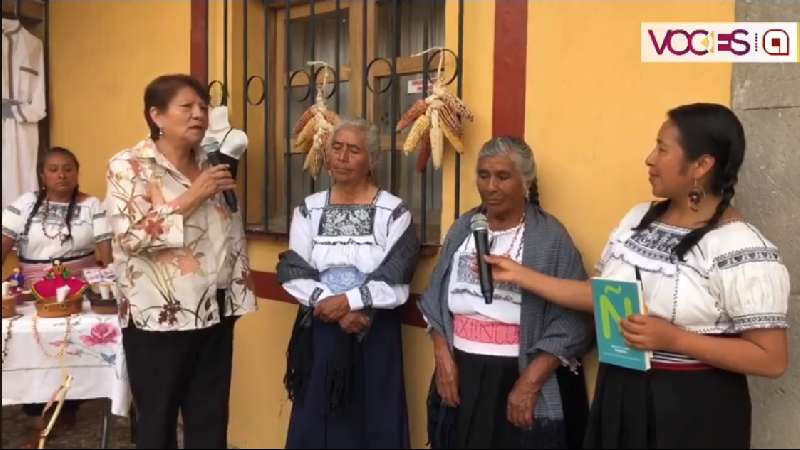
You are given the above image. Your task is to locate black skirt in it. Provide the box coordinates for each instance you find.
[584,363,751,449]
[428,349,588,449]
[286,309,409,449]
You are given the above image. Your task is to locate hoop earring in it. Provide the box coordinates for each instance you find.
[688,179,706,212]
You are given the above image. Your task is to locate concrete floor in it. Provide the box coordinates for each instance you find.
[1,401,134,449]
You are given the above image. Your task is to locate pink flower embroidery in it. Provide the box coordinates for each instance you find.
[141,216,166,238]
[155,248,203,276]
[175,253,202,276]
[128,159,144,178]
[80,323,120,347]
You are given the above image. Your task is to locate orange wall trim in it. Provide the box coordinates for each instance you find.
[492,0,528,137]
[250,270,427,328]
[191,0,208,84]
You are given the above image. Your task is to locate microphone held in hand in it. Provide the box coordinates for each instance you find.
[200,137,238,213]
[470,213,494,304]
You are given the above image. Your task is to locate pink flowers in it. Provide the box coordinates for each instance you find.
[80,323,120,347]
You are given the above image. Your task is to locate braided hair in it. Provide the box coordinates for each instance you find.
[21,147,82,243]
[633,103,745,260]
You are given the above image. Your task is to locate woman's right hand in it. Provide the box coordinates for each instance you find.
[483,254,524,285]
[339,312,370,334]
[434,336,460,407]
[189,165,236,204]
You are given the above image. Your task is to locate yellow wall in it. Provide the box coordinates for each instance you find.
[48,0,191,198]
[2,1,191,278]
[526,0,733,268]
[525,0,733,397]
[30,1,736,449]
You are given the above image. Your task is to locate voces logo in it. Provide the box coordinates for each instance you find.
[642,23,798,62]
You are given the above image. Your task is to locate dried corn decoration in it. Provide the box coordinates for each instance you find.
[396,49,473,171]
[293,63,340,178]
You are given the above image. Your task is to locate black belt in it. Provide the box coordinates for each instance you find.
[216,289,227,317]
[19,252,95,264]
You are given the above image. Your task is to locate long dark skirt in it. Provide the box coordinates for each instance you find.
[585,363,751,449]
[286,309,409,449]
[428,349,588,449]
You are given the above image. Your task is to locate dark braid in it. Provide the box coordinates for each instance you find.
[633,103,745,261]
[62,185,80,244]
[528,179,540,206]
[21,188,47,238]
[633,199,671,232]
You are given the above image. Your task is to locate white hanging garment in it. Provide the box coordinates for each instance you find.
[2,19,46,208]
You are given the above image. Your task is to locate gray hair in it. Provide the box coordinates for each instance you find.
[477,136,540,205]
[330,117,380,166]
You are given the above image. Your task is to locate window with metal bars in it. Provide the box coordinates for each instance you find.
[209,0,463,245]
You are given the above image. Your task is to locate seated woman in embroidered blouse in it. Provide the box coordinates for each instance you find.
[277,118,420,449]
[1,146,112,435]
[2,147,112,284]
[486,104,790,449]
[105,74,256,448]
[418,137,594,449]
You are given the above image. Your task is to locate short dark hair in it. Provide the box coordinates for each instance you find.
[143,74,210,140]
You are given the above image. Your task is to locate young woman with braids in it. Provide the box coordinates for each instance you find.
[485,104,790,448]
[1,146,112,436]
[2,147,112,280]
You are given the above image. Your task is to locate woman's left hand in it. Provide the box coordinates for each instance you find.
[621,314,684,352]
[314,294,351,323]
[507,378,540,430]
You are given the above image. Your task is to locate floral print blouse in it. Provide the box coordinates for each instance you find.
[105,138,256,331]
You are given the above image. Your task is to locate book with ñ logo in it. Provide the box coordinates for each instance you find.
[591,278,651,371]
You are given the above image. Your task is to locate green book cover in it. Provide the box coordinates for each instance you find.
[591,277,651,371]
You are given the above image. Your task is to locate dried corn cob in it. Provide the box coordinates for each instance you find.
[403,113,430,154]
[323,110,340,127]
[294,116,317,151]
[396,99,428,131]
[441,122,464,153]
[293,106,317,136]
[430,108,444,168]
[416,134,432,172]
[438,105,463,137]
[441,93,474,123]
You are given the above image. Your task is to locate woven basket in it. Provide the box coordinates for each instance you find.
[35,296,83,318]
[32,274,87,318]
[2,296,16,318]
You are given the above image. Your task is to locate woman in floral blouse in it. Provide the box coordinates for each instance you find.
[105,74,256,448]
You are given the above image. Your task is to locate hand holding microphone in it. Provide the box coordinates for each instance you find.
[470,214,494,304]
[201,137,243,213]
[192,164,237,201]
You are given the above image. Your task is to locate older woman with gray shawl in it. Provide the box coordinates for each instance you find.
[277,118,419,448]
[419,137,593,449]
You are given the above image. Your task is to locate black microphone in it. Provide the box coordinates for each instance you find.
[201,137,238,213]
[470,214,494,304]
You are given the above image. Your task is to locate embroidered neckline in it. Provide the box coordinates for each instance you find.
[325,188,382,207]
[653,218,747,233]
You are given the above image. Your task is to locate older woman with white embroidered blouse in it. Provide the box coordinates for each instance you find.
[419,137,593,449]
[278,118,419,449]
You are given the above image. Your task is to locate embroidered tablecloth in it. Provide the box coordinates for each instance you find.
[2,301,131,416]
